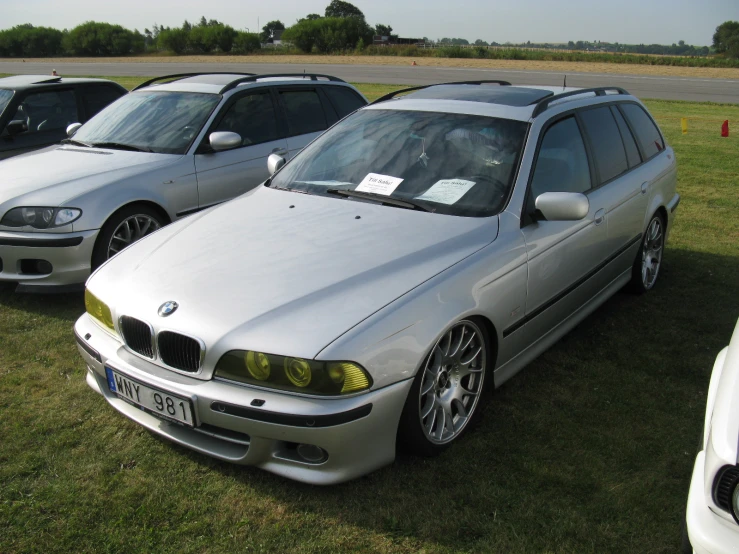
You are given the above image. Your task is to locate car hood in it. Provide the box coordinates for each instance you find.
[0,146,177,209]
[90,186,499,376]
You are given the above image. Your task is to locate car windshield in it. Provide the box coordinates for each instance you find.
[270,109,528,217]
[0,89,13,117]
[73,91,221,155]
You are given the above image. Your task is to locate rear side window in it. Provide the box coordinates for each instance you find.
[280,90,327,136]
[620,104,664,160]
[611,106,641,168]
[323,87,365,119]
[82,85,125,119]
[579,106,628,184]
[214,92,280,147]
[530,116,591,200]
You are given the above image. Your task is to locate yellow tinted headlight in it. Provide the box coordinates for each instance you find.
[245,351,271,380]
[214,351,372,396]
[84,289,114,331]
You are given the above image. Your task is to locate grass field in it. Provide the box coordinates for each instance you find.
[0,82,738,553]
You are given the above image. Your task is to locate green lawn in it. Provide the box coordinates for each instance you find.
[0,81,738,553]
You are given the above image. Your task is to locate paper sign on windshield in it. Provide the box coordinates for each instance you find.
[356,173,404,196]
[415,179,476,204]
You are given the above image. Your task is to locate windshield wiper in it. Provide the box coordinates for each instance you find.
[61,138,92,148]
[89,142,154,153]
[326,188,434,212]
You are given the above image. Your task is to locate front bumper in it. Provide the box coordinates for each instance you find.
[74,313,413,485]
[0,229,99,289]
[686,450,739,554]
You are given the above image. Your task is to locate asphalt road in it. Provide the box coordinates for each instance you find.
[2,61,738,103]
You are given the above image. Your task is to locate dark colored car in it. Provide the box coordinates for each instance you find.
[0,75,127,160]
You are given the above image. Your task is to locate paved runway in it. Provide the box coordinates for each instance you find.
[1,61,737,103]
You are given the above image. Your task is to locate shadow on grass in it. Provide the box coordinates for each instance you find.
[0,281,84,323]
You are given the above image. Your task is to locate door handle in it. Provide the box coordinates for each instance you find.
[641,181,649,194]
[594,209,605,226]
[271,148,287,155]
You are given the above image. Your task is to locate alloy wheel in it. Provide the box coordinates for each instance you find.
[418,320,486,445]
[641,216,664,290]
[107,215,160,258]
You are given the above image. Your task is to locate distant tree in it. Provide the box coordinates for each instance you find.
[232,32,261,54]
[474,39,488,46]
[63,21,144,56]
[260,20,285,42]
[158,27,189,54]
[306,14,322,20]
[713,21,739,58]
[283,16,373,53]
[324,0,365,19]
[374,24,392,37]
[0,24,64,57]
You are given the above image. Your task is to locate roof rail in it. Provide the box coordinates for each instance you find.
[371,80,512,105]
[531,86,630,117]
[219,73,346,93]
[132,72,256,91]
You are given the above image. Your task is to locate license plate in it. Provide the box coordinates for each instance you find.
[105,366,195,427]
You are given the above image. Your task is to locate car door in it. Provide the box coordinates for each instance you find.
[0,88,79,159]
[577,104,649,277]
[193,89,288,208]
[275,87,334,158]
[519,115,610,342]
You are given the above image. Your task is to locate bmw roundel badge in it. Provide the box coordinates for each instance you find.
[158,301,179,317]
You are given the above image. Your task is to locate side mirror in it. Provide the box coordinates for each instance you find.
[267,153,286,175]
[534,192,589,221]
[209,131,242,152]
[6,120,28,136]
[66,122,83,137]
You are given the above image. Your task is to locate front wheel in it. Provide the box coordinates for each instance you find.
[629,212,665,294]
[92,204,164,270]
[397,319,491,457]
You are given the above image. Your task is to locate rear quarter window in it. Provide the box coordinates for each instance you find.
[323,87,366,119]
[620,103,665,160]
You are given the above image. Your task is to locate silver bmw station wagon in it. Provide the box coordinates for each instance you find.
[75,81,679,484]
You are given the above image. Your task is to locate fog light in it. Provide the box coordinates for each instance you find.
[732,482,739,523]
[36,260,53,274]
[296,443,327,464]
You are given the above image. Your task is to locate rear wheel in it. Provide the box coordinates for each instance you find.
[397,319,492,457]
[92,204,164,270]
[629,212,665,293]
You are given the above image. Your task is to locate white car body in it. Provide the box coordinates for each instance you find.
[686,318,739,553]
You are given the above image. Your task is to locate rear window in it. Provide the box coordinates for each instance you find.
[620,104,665,160]
[579,106,628,184]
[280,90,327,137]
[323,87,366,119]
[82,85,125,119]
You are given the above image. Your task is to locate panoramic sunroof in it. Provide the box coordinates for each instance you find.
[406,85,554,106]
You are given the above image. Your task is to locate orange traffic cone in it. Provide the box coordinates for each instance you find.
[721,120,729,137]
[412,60,417,66]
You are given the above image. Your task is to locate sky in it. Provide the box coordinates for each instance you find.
[3,0,737,45]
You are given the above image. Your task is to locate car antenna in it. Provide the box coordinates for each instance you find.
[563,75,567,90]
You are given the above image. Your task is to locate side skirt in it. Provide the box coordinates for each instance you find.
[492,268,631,388]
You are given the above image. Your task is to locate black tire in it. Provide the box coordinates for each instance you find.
[628,211,666,294]
[397,318,493,457]
[92,204,164,270]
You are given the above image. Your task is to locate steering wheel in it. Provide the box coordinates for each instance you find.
[469,174,508,193]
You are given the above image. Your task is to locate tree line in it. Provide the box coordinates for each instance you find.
[0,2,736,60]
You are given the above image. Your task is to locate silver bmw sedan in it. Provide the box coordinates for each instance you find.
[75,82,679,484]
